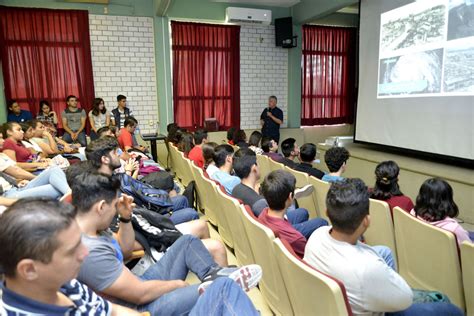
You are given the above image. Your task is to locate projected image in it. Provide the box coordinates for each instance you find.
[443,43,474,92]
[447,0,474,40]
[380,3,446,54]
[378,49,443,96]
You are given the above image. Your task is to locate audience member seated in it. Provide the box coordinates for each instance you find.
[248,131,263,155]
[202,142,219,177]
[166,124,183,145]
[1,122,49,171]
[188,129,208,168]
[257,169,327,258]
[6,99,33,123]
[304,178,464,315]
[280,137,299,168]
[0,199,261,316]
[261,137,284,162]
[0,136,69,199]
[321,146,349,182]
[97,126,115,138]
[19,122,43,157]
[295,143,325,179]
[117,117,147,154]
[370,160,414,214]
[232,129,248,149]
[28,120,59,156]
[89,97,111,141]
[0,199,140,315]
[61,95,87,147]
[226,127,236,145]
[111,94,132,128]
[36,100,58,128]
[72,171,262,315]
[86,137,199,225]
[177,132,195,158]
[412,178,472,244]
[67,161,227,266]
[209,144,240,194]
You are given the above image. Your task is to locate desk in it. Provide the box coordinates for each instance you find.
[141,134,166,162]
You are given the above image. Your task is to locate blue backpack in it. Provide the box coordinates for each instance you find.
[118,173,174,215]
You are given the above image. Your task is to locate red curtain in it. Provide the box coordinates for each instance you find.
[0,6,94,127]
[301,25,357,126]
[171,21,240,131]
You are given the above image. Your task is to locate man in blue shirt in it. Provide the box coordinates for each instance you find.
[210,144,241,194]
[6,100,33,123]
[321,146,350,183]
[260,95,283,144]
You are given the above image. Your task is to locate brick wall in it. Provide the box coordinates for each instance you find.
[240,25,288,129]
[89,15,158,133]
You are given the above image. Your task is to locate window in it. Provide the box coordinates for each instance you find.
[0,6,95,126]
[171,21,240,130]
[301,25,357,125]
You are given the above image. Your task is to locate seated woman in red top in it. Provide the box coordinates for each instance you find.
[370,160,414,215]
[1,122,49,170]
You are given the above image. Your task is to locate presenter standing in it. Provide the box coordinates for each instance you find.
[260,95,283,144]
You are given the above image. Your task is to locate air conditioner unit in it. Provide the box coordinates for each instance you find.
[226,7,272,25]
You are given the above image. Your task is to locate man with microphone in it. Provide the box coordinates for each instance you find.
[260,95,283,144]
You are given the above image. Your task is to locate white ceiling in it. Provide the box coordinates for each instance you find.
[210,0,301,8]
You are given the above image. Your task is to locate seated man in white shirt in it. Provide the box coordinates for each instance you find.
[304,178,463,316]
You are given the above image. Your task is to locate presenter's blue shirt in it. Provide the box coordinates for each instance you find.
[0,279,111,315]
[7,110,33,123]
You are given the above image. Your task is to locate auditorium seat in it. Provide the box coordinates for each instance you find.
[191,164,219,226]
[179,155,194,187]
[256,154,271,183]
[241,204,294,315]
[215,188,256,265]
[460,241,473,315]
[393,207,465,310]
[273,238,352,316]
[364,199,398,265]
[308,176,331,221]
[285,166,318,218]
[267,158,285,172]
[213,185,235,249]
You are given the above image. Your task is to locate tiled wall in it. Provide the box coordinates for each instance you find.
[89,14,158,133]
[240,25,288,129]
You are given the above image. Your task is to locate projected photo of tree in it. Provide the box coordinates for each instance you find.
[378,49,443,96]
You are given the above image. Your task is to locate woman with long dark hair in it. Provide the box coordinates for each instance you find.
[413,178,471,245]
[36,100,58,127]
[177,132,194,157]
[370,161,414,213]
[88,98,110,141]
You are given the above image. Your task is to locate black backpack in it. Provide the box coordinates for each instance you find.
[131,206,182,252]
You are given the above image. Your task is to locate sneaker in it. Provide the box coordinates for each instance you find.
[198,264,262,294]
[294,184,314,200]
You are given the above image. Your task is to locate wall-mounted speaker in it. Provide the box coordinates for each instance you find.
[275,17,296,48]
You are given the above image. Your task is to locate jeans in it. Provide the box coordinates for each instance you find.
[387,302,464,316]
[190,278,259,316]
[170,195,199,225]
[372,245,397,271]
[89,130,99,141]
[129,235,219,315]
[4,166,69,199]
[62,131,87,147]
[286,207,328,239]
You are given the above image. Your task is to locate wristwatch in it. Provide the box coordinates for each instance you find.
[118,215,132,223]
